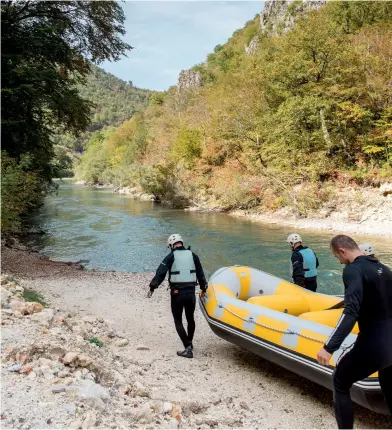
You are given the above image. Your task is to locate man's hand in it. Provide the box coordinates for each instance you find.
[200,291,206,300]
[147,290,154,298]
[317,347,332,365]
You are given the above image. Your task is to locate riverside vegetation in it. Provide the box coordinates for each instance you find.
[0,1,148,234]
[2,1,392,235]
[76,1,392,217]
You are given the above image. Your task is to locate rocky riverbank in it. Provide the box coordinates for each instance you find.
[1,248,391,429]
[75,180,392,238]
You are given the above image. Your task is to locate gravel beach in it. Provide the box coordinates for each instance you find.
[1,248,391,429]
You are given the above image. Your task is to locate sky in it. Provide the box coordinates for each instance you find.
[101,1,264,91]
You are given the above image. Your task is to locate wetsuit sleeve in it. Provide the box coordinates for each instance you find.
[324,265,363,354]
[149,253,174,291]
[193,253,208,292]
[291,252,305,286]
[316,254,319,269]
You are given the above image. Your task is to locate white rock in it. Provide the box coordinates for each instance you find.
[73,370,83,380]
[62,351,79,366]
[151,400,164,414]
[39,357,55,366]
[85,372,96,381]
[114,338,129,347]
[163,402,173,414]
[112,370,126,386]
[162,418,180,429]
[58,369,70,378]
[77,354,93,367]
[134,381,150,397]
[69,418,83,429]
[27,371,37,379]
[63,403,77,416]
[82,410,96,429]
[7,363,22,372]
[138,402,153,423]
[75,379,109,411]
[1,287,12,308]
[31,308,54,327]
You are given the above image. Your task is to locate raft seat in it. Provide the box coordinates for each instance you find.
[247,295,310,316]
[299,309,359,334]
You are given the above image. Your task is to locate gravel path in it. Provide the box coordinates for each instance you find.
[2,248,392,429]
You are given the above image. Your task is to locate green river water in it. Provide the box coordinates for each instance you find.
[28,180,392,296]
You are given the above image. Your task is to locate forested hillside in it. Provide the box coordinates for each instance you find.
[78,1,392,215]
[53,67,151,175]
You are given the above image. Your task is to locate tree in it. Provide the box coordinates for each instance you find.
[1,0,132,181]
[1,0,132,231]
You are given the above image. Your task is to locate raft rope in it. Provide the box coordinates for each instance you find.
[210,285,340,345]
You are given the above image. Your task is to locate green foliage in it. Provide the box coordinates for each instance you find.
[171,128,203,166]
[89,337,104,348]
[327,1,392,34]
[23,289,47,307]
[1,0,131,231]
[149,92,165,106]
[1,152,44,233]
[139,164,173,198]
[79,1,392,213]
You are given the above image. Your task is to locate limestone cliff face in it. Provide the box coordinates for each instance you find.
[245,36,260,56]
[177,69,203,93]
[260,0,326,35]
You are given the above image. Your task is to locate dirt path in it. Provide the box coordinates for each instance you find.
[2,248,391,429]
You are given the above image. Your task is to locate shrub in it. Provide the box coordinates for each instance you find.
[1,152,44,233]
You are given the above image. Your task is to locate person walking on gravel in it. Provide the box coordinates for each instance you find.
[147,234,208,359]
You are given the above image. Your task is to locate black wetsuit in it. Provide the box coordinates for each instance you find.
[323,256,392,428]
[149,246,207,348]
[291,245,319,292]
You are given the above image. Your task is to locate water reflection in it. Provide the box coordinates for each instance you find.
[28,180,392,296]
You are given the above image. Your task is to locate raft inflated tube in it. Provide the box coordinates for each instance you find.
[200,266,389,415]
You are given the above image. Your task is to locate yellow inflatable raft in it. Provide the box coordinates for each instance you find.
[200,266,389,415]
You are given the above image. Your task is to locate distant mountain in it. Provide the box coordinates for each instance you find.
[55,66,151,154]
[80,66,151,134]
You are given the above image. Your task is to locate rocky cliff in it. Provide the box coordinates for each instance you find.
[260,0,326,35]
[177,69,203,93]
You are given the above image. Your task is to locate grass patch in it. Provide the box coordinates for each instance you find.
[88,337,104,348]
[22,289,47,307]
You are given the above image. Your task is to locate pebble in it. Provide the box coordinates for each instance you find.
[73,370,83,380]
[137,402,153,423]
[163,402,173,414]
[136,345,150,351]
[58,369,70,378]
[82,410,96,429]
[114,338,129,347]
[27,371,37,379]
[62,351,79,366]
[7,363,22,372]
[77,354,93,367]
[20,365,33,375]
[69,418,83,429]
[52,385,68,393]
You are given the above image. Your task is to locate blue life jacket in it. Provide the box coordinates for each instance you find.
[298,248,317,278]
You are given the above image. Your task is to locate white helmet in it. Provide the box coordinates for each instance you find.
[359,243,375,256]
[167,233,183,248]
[287,233,302,246]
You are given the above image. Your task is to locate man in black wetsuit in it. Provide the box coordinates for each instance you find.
[317,234,392,428]
[147,233,208,359]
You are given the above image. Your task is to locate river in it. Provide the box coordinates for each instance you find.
[28,180,392,296]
